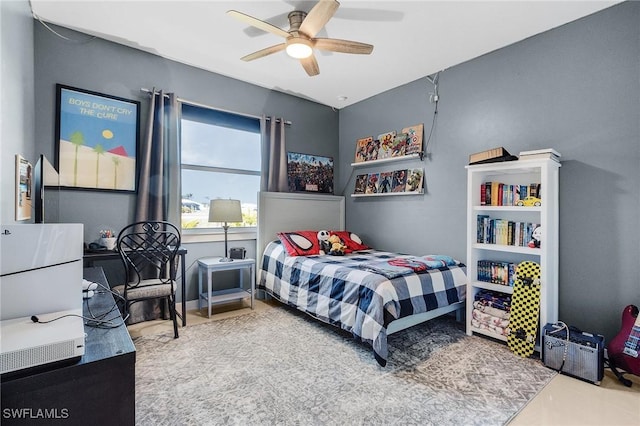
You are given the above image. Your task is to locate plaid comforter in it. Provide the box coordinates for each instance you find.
[258,241,467,366]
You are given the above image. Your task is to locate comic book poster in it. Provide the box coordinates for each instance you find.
[402,124,424,155]
[376,131,396,160]
[354,174,368,194]
[390,133,407,157]
[365,139,380,161]
[378,171,393,193]
[391,169,407,192]
[405,168,424,192]
[287,152,334,193]
[365,173,380,194]
[354,136,372,163]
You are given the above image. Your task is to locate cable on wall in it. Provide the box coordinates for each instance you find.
[424,72,441,156]
[32,8,97,44]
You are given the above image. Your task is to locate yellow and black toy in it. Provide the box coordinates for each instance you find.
[507,261,541,357]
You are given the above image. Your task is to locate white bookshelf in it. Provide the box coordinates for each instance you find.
[465,159,560,344]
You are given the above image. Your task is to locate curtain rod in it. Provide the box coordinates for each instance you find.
[140,87,292,125]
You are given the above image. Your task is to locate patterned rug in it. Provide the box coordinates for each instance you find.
[134,306,556,425]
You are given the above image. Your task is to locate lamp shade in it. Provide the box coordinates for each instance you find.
[208,199,242,223]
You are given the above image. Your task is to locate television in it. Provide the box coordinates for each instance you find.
[33,154,60,223]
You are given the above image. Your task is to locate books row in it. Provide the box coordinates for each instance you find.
[354,124,423,163]
[481,182,541,206]
[354,168,424,194]
[477,260,517,287]
[477,215,539,247]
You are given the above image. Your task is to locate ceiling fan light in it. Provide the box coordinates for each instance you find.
[286,42,313,59]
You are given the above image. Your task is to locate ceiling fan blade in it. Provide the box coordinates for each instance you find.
[227,10,290,39]
[299,0,339,38]
[313,38,374,55]
[241,44,286,62]
[241,12,290,37]
[300,54,320,76]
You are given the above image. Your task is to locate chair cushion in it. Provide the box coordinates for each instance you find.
[113,279,176,300]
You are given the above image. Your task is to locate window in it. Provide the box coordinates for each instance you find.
[180,104,261,231]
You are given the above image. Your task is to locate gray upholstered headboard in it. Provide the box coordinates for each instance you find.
[256,191,345,263]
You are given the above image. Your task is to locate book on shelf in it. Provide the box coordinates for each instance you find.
[470,154,519,165]
[402,124,424,155]
[378,172,393,193]
[390,133,407,157]
[529,183,540,199]
[490,182,500,206]
[391,169,407,192]
[469,147,517,165]
[477,260,517,286]
[365,173,380,194]
[481,181,541,206]
[518,148,561,162]
[354,136,372,163]
[476,214,539,247]
[476,215,489,243]
[405,168,424,192]
[377,131,395,160]
[354,174,368,194]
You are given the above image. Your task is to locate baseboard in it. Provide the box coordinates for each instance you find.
[183,300,200,312]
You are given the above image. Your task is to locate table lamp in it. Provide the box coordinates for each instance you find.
[209,199,243,262]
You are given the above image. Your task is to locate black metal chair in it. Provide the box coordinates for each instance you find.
[113,221,181,338]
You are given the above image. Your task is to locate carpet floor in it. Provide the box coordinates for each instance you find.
[134,306,556,425]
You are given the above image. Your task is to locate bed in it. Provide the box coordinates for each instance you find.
[257,191,467,366]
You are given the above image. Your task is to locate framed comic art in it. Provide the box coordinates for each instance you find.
[287,152,334,194]
[55,84,140,192]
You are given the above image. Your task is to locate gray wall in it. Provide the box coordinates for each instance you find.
[1,1,35,224]
[6,1,639,343]
[338,2,640,342]
[33,23,338,300]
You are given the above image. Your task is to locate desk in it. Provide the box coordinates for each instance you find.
[1,267,135,425]
[83,247,188,326]
[198,257,255,318]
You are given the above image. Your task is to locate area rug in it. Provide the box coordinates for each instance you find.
[134,306,556,426]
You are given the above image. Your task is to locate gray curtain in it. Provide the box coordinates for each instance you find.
[126,89,178,324]
[135,89,178,222]
[261,115,288,192]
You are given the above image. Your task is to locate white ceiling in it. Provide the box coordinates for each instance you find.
[30,0,618,109]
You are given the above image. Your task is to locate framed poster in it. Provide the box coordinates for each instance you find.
[287,152,334,194]
[55,84,140,192]
[15,155,32,221]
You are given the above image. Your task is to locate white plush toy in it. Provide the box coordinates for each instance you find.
[528,225,542,248]
[317,230,331,255]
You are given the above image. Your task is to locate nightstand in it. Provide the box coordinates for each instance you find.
[197,257,255,318]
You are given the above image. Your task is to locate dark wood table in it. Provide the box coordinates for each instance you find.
[83,247,188,326]
[1,267,136,425]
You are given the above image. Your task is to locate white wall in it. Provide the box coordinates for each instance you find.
[1,0,35,224]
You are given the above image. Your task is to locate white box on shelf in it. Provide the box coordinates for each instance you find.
[0,223,85,374]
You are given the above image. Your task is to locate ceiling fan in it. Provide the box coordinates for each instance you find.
[227,0,374,77]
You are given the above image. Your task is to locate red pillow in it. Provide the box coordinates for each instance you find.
[330,231,369,252]
[277,231,320,256]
